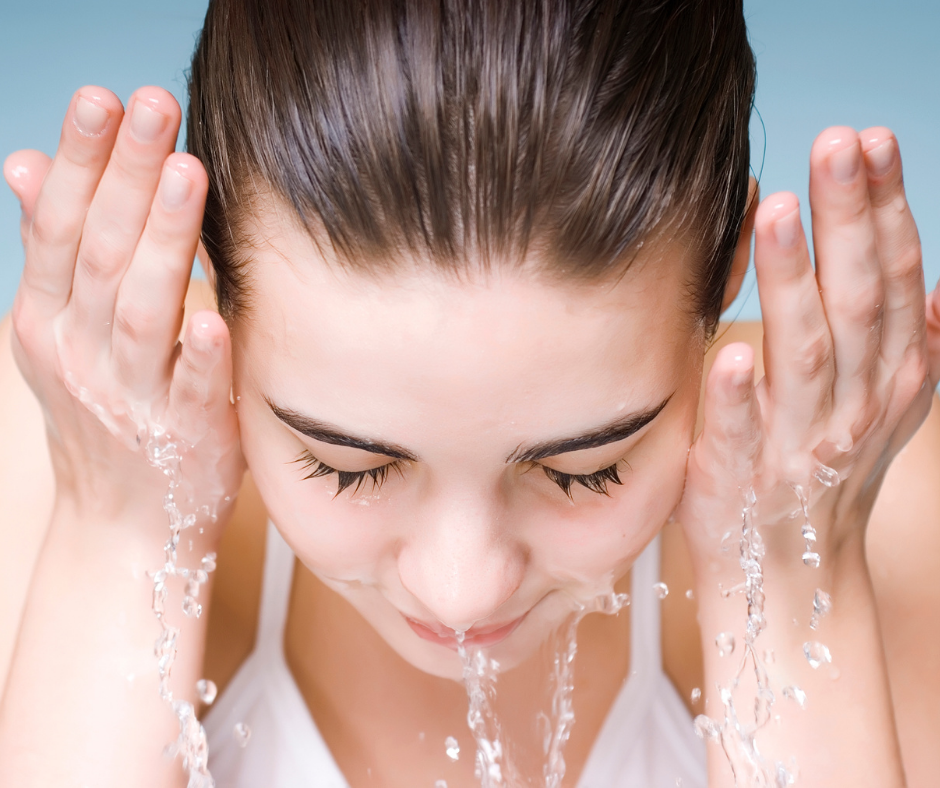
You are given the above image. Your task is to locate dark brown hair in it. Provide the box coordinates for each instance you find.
[187,0,755,331]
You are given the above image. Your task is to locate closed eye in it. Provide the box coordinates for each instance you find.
[293,450,401,497]
[541,462,625,498]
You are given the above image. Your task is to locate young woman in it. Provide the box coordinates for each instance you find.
[1,1,938,786]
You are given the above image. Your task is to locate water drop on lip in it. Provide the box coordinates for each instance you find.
[233,722,251,748]
[444,735,460,761]
[690,687,702,703]
[782,685,807,709]
[653,582,669,600]
[196,679,217,705]
[715,632,735,657]
[803,641,832,669]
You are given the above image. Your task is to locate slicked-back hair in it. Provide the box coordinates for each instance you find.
[187,0,756,331]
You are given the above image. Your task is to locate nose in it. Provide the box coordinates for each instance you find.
[397,494,525,632]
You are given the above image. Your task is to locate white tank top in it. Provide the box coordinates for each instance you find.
[203,522,706,787]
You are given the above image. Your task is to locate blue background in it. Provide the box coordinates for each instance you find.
[1,1,937,320]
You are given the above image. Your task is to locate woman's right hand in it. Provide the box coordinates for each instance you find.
[3,85,243,537]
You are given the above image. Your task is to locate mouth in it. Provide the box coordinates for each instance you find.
[404,612,528,651]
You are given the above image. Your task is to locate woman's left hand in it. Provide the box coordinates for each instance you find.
[674,126,940,788]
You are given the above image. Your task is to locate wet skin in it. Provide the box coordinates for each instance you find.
[1,85,939,788]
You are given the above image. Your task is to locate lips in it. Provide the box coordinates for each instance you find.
[404,612,527,651]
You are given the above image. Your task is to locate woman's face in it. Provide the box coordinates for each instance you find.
[228,205,706,680]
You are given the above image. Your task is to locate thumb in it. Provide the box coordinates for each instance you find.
[3,149,53,247]
[695,341,762,485]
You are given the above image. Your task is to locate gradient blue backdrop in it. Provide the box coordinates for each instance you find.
[1,1,937,319]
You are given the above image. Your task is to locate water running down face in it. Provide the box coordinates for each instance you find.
[225,198,718,681]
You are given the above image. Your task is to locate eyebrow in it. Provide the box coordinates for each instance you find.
[505,395,673,463]
[268,401,419,461]
[268,393,672,466]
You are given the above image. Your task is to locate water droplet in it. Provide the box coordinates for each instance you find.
[802,551,821,568]
[693,714,721,742]
[444,735,460,761]
[182,595,202,618]
[803,641,832,669]
[801,523,817,544]
[813,463,840,487]
[715,632,735,657]
[196,679,217,705]
[201,553,217,573]
[435,781,448,788]
[813,588,832,617]
[233,722,251,748]
[653,582,669,599]
[719,530,735,553]
[782,685,807,709]
[685,589,694,600]
[418,731,425,741]
[676,779,684,787]
[690,687,702,704]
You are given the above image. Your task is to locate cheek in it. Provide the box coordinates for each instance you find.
[530,409,693,584]
[238,408,398,580]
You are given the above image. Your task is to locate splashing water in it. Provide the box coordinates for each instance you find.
[809,589,832,631]
[690,688,702,704]
[652,582,669,599]
[781,686,807,710]
[196,679,218,706]
[143,428,220,787]
[445,736,461,761]
[715,632,736,657]
[693,488,796,786]
[456,590,630,788]
[802,642,832,670]
[233,722,251,748]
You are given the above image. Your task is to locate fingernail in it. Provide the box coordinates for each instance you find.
[74,97,109,136]
[829,143,859,185]
[865,139,895,177]
[160,167,193,211]
[773,207,801,248]
[130,100,168,143]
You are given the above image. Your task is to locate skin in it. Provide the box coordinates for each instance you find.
[0,85,938,788]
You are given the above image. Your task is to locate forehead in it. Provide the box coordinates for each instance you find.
[232,208,701,445]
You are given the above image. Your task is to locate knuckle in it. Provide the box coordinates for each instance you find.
[77,230,127,281]
[884,247,924,291]
[793,331,833,380]
[112,296,157,346]
[30,206,81,249]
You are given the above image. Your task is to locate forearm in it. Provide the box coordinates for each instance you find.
[693,528,905,788]
[0,501,217,787]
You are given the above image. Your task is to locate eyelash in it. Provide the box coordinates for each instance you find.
[294,451,625,499]
[540,463,625,498]
[293,451,403,496]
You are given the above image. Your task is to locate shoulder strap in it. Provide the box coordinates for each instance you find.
[629,533,662,677]
[254,520,297,657]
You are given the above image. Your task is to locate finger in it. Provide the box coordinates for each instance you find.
[754,192,834,447]
[168,311,235,444]
[859,128,926,367]
[18,87,123,315]
[111,154,208,395]
[698,342,761,484]
[809,128,884,445]
[67,86,181,344]
[4,149,52,246]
